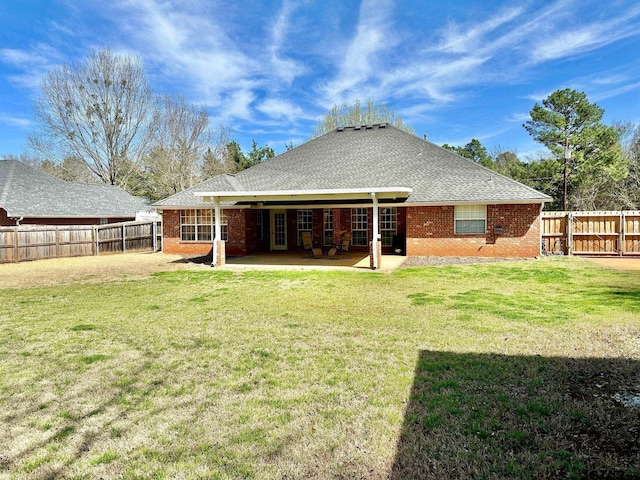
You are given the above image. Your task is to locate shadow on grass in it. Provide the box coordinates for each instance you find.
[391,351,640,480]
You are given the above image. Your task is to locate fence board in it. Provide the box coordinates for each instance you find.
[541,211,640,256]
[0,221,160,264]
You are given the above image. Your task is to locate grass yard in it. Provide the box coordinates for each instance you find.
[0,257,639,479]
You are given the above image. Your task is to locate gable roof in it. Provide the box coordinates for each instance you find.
[0,160,148,219]
[153,124,551,208]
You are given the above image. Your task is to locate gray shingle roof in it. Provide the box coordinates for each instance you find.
[0,160,148,218]
[153,124,551,208]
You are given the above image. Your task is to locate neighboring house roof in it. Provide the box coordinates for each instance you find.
[0,160,148,218]
[153,124,551,208]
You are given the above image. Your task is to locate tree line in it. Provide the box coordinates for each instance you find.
[5,47,638,210]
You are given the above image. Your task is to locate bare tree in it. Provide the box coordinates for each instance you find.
[40,156,97,183]
[201,125,232,179]
[311,99,414,138]
[29,49,154,188]
[143,94,212,199]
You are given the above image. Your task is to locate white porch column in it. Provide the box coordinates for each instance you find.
[371,192,379,270]
[212,197,222,267]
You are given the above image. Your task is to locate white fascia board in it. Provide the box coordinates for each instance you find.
[194,187,412,203]
[404,198,548,206]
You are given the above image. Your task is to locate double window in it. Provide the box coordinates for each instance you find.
[180,209,228,241]
[454,205,486,234]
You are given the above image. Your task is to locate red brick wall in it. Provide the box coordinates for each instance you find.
[161,209,256,257]
[405,204,541,258]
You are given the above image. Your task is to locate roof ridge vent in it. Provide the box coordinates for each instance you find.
[378,123,387,128]
[354,125,361,130]
[365,124,373,129]
[337,127,344,132]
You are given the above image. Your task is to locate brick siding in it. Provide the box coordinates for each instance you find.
[161,204,542,259]
[161,208,258,257]
[405,204,541,258]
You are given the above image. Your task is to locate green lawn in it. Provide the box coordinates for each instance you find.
[1,258,639,479]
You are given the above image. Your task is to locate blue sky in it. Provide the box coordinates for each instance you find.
[1,0,640,160]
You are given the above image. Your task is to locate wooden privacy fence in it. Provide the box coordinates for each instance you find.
[0,220,160,264]
[541,211,640,256]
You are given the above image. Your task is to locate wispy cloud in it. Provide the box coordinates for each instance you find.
[0,44,63,90]
[0,114,31,128]
[318,0,398,104]
[256,98,304,121]
[268,0,307,86]
[529,3,640,62]
[435,6,524,54]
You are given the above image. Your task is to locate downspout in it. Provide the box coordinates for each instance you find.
[13,216,23,226]
[371,192,379,270]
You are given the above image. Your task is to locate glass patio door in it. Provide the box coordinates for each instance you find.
[270,210,287,250]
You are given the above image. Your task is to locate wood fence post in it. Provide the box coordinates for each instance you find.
[620,212,624,256]
[55,226,60,259]
[14,226,19,264]
[566,212,573,256]
[122,224,126,253]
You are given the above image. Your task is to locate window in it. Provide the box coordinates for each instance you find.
[297,209,313,244]
[323,209,333,246]
[257,210,264,240]
[180,209,228,241]
[454,205,486,234]
[379,207,397,246]
[351,208,368,246]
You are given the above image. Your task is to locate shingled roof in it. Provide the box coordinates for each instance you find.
[0,160,148,219]
[153,124,551,208]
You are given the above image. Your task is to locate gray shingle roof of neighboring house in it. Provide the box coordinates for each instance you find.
[0,160,148,219]
[153,124,551,208]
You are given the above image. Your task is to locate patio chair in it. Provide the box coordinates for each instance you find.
[301,232,324,258]
[300,232,313,257]
[334,232,352,259]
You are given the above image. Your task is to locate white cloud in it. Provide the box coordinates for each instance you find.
[529,3,640,63]
[256,98,303,121]
[435,6,524,54]
[0,114,31,128]
[268,0,307,86]
[318,0,398,104]
[0,44,63,90]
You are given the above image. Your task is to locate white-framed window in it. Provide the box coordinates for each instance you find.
[180,209,228,241]
[323,209,333,246]
[351,208,368,246]
[257,210,264,241]
[379,207,397,246]
[454,205,486,234]
[297,209,313,244]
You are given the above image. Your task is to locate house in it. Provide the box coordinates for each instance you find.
[153,124,551,268]
[0,159,148,226]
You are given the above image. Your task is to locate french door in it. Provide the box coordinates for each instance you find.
[270,210,287,250]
